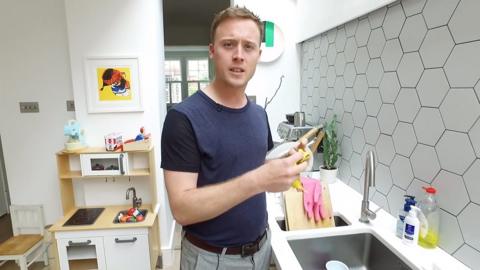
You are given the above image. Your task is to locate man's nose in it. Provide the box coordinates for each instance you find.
[232,45,245,61]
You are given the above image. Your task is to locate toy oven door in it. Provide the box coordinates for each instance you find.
[80,153,128,176]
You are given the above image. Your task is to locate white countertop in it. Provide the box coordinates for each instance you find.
[267,174,470,270]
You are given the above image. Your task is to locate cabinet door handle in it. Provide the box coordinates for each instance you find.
[119,153,125,175]
[115,237,137,243]
[68,240,92,246]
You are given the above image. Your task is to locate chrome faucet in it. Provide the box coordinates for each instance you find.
[359,150,376,223]
[126,187,142,209]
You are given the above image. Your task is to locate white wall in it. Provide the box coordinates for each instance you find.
[63,0,173,251]
[0,0,75,224]
[234,0,302,142]
[296,0,396,42]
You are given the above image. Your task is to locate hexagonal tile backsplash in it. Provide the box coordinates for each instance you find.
[300,0,480,267]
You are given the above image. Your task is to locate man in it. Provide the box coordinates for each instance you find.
[161,6,307,269]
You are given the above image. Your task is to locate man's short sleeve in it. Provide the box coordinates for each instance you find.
[161,109,201,172]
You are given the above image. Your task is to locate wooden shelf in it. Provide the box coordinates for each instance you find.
[57,146,152,155]
[59,169,150,179]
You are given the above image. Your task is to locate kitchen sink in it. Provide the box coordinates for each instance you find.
[276,215,350,231]
[113,209,148,223]
[288,232,412,270]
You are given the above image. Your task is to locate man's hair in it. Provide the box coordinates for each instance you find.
[210,6,263,44]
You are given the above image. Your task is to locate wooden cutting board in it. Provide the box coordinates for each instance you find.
[283,182,335,230]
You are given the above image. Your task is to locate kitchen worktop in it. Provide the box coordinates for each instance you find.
[267,174,470,270]
[49,204,157,232]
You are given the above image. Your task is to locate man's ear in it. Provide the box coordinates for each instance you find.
[208,43,214,58]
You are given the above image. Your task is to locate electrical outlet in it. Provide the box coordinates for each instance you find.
[66,100,75,111]
[19,102,39,113]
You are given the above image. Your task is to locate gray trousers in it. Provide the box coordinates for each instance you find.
[180,230,272,270]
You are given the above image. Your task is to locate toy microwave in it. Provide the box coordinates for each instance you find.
[80,153,129,176]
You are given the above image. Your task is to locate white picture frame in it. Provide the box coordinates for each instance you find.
[84,56,143,113]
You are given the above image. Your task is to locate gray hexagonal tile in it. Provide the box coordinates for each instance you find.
[361,144,378,166]
[369,6,387,29]
[319,35,329,56]
[306,77,314,97]
[397,52,424,88]
[313,48,321,67]
[367,28,386,58]
[314,36,321,49]
[372,192,390,212]
[469,119,480,157]
[423,0,459,29]
[378,104,399,135]
[454,244,480,270]
[379,72,401,103]
[366,58,384,87]
[365,88,382,116]
[345,19,358,38]
[407,178,431,199]
[336,122,344,141]
[319,57,328,77]
[436,131,476,175]
[311,107,321,124]
[344,63,357,87]
[344,37,357,63]
[352,102,367,127]
[383,4,406,40]
[376,134,396,165]
[335,52,346,76]
[343,88,355,112]
[327,28,337,44]
[327,66,336,87]
[352,127,366,154]
[449,0,480,44]
[476,81,480,103]
[326,87,335,109]
[356,18,371,47]
[444,41,480,88]
[355,47,370,74]
[402,0,426,16]
[399,14,427,53]
[417,68,450,107]
[458,203,480,250]
[390,155,414,189]
[464,159,480,205]
[318,98,328,118]
[438,209,464,254]
[339,159,352,182]
[349,178,361,193]
[376,163,393,194]
[327,43,337,65]
[432,170,469,215]
[333,99,345,121]
[342,112,355,137]
[440,88,480,132]
[335,27,347,52]
[387,186,407,216]
[334,77,345,99]
[305,40,315,60]
[353,74,368,101]
[419,26,454,68]
[392,122,417,157]
[381,39,403,72]
[319,77,328,97]
[364,117,380,144]
[413,108,445,146]
[341,136,354,161]
[350,152,363,178]
[395,88,421,123]
[411,144,441,183]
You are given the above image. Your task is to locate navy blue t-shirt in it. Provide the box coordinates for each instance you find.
[161,90,273,247]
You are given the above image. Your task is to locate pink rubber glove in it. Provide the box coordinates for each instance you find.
[301,177,317,219]
[314,181,330,222]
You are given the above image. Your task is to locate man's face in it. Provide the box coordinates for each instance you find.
[209,18,262,90]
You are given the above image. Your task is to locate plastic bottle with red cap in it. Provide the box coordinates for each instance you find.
[418,186,440,248]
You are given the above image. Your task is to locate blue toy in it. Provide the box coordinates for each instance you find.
[64,120,86,151]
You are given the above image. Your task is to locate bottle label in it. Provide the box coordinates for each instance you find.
[405,223,415,235]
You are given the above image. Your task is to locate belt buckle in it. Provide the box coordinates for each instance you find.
[241,242,258,257]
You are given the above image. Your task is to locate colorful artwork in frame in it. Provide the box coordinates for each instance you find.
[84,56,142,113]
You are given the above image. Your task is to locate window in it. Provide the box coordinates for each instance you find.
[164,49,212,109]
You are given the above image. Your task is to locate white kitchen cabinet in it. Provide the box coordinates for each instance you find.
[57,236,106,270]
[103,234,150,269]
[55,228,151,270]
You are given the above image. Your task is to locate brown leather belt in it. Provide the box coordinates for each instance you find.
[185,229,268,257]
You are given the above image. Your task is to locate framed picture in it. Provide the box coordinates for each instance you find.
[84,56,142,113]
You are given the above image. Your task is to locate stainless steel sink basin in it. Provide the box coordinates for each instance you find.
[113,209,148,223]
[288,232,413,270]
[276,215,350,231]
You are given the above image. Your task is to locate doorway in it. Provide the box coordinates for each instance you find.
[0,135,12,243]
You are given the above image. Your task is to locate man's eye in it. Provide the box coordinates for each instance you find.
[223,42,233,48]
